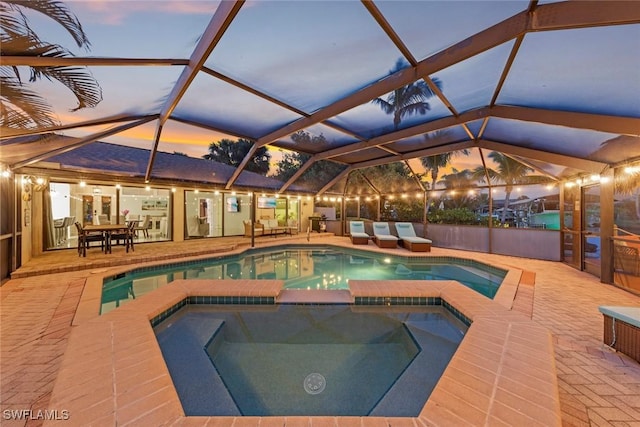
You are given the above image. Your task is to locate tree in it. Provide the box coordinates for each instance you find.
[273,131,344,190]
[203,138,270,175]
[1,0,102,130]
[474,152,549,224]
[371,58,442,129]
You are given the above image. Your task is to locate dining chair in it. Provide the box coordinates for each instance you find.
[74,222,104,257]
[135,215,152,238]
[110,221,136,252]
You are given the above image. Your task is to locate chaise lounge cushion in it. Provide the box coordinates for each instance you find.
[395,222,432,252]
[372,222,399,248]
[349,221,370,245]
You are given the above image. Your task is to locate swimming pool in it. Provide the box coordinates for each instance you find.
[101,245,506,314]
[154,304,467,416]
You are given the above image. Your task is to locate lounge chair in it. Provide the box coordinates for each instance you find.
[372,222,399,248]
[349,221,370,245]
[395,222,432,252]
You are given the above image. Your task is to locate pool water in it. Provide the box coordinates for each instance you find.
[101,245,506,314]
[154,304,467,416]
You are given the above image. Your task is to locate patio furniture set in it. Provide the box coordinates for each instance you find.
[75,221,136,257]
[243,219,298,237]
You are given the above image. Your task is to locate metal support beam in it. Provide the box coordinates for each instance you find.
[0,114,158,140]
[11,116,157,169]
[316,167,353,196]
[490,105,640,137]
[145,0,244,182]
[277,157,317,193]
[0,57,189,67]
[477,139,607,174]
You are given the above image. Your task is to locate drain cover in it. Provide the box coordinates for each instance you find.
[303,373,326,395]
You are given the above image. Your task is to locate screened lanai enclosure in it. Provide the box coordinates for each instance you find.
[1,1,639,291]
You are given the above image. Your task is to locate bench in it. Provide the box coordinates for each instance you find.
[599,305,640,362]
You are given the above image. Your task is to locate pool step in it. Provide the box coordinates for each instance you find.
[278,289,352,304]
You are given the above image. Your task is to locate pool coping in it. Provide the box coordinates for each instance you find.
[72,241,522,326]
[45,279,561,426]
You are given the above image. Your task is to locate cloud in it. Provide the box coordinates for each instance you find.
[72,1,220,26]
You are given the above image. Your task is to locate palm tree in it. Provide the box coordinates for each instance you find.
[372,58,442,129]
[598,138,640,225]
[420,147,469,213]
[615,165,640,225]
[438,168,476,209]
[1,0,102,130]
[474,152,549,224]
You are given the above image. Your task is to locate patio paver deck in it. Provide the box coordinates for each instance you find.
[1,234,639,426]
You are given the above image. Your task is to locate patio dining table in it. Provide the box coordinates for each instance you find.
[82,224,130,256]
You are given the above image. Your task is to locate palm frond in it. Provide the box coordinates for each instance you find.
[36,65,102,110]
[371,97,394,114]
[3,0,90,49]
[0,75,58,129]
[1,35,102,110]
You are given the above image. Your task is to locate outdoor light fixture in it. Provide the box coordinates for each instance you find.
[79,181,86,187]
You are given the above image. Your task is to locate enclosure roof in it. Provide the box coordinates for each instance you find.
[1,0,639,194]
